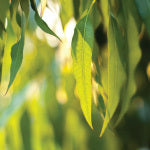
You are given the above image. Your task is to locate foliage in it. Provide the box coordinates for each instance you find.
[0,0,150,149]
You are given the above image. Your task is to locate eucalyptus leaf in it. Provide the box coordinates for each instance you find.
[71,0,95,129]
[20,0,30,19]
[100,14,126,137]
[30,0,61,41]
[115,0,141,124]
[6,14,26,93]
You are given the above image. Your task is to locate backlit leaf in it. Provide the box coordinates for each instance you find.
[60,0,73,28]
[71,0,95,129]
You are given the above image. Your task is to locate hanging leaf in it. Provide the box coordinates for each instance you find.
[60,0,74,28]
[135,0,150,35]
[100,14,126,137]
[6,14,26,93]
[115,0,142,124]
[20,0,30,19]
[40,0,47,16]
[0,0,9,24]
[71,0,95,129]
[30,0,61,41]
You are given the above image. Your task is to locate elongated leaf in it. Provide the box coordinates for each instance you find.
[71,0,95,129]
[116,0,141,124]
[20,0,30,19]
[60,0,74,28]
[100,15,126,137]
[6,14,26,93]
[135,0,150,35]
[0,0,9,24]
[30,0,61,41]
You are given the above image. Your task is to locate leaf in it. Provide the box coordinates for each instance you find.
[60,0,74,28]
[6,14,26,93]
[100,14,126,137]
[135,0,150,35]
[115,0,141,124]
[71,0,95,129]
[40,0,47,16]
[20,0,30,19]
[30,0,61,41]
[0,0,9,24]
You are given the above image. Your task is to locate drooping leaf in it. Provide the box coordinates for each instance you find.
[30,0,61,41]
[135,0,150,35]
[60,0,74,28]
[0,41,4,85]
[20,0,30,19]
[9,0,21,37]
[71,0,95,129]
[100,14,126,137]
[6,14,26,93]
[40,0,47,16]
[73,0,80,20]
[0,0,9,24]
[116,0,142,124]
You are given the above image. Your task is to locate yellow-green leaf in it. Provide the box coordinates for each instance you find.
[0,0,9,24]
[71,0,95,129]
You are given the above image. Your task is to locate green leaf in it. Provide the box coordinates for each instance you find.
[71,0,95,129]
[60,0,74,28]
[30,0,61,41]
[6,14,26,93]
[20,0,30,19]
[116,0,141,124]
[135,0,150,35]
[0,0,9,24]
[100,14,126,137]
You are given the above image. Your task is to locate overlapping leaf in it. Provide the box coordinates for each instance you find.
[116,0,141,124]
[71,0,95,128]
[100,14,126,137]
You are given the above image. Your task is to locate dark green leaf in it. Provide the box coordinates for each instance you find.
[20,0,30,19]
[6,14,26,93]
[135,0,150,35]
[115,0,142,124]
[30,0,61,41]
